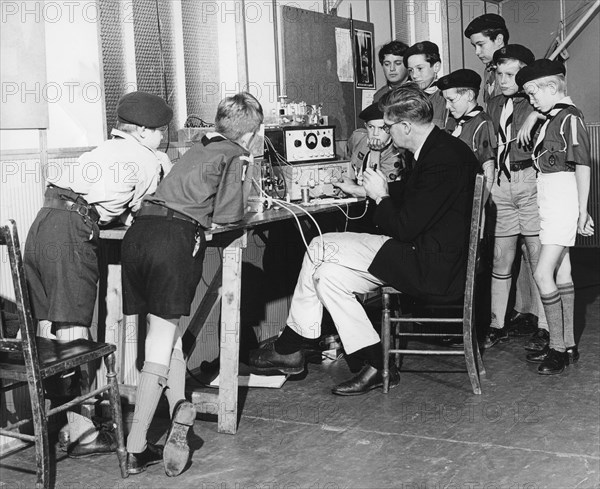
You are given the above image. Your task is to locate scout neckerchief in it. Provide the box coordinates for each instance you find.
[496,96,514,183]
[452,106,484,137]
[532,97,575,171]
[484,63,496,103]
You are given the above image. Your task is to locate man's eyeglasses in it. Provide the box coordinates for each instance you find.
[382,120,404,134]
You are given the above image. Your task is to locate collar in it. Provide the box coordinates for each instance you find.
[110,128,158,154]
[457,105,483,123]
[545,96,575,116]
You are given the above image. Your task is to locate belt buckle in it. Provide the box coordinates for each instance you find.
[76,204,90,218]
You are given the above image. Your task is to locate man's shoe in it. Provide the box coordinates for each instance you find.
[482,327,509,349]
[127,443,163,475]
[67,429,116,458]
[331,364,399,396]
[565,346,580,365]
[538,348,566,375]
[526,346,549,364]
[163,400,196,477]
[248,345,305,375]
[508,310,528,324]
[524,328,550,352]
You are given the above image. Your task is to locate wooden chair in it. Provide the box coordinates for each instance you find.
[0,219,128,488]
[381,173,487,395]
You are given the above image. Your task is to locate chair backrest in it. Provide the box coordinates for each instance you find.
[462,174,485,317]
[0,220,41,371]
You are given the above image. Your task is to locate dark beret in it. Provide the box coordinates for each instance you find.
[117,91,173,128]
[464,13,506,38]
[435,69,481,91]
[403,41,440,68]
[492,44,535,66]
[516,59,566,88]
[359,102,384,122]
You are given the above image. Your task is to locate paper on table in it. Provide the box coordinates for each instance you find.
[209,373,287,388]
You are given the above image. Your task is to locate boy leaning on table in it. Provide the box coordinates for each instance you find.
[121,92,263,477]
[24,91,173,457]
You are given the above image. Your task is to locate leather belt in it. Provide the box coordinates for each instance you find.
[137,201,199,226]
[43,197,100,224]
[509,160,533,172]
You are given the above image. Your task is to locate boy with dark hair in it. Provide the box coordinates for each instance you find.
[25,91,173,457]
[465,13,509,104]
[484,45,548,351]
[437,68,496,198]
[373,40,410,102]
[518,59,593,374]
[121,92,263,476]
[403,41,448,129]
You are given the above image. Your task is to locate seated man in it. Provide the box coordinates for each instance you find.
[249,85,479,395]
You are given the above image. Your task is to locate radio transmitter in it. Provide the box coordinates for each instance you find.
[265,126,336,163]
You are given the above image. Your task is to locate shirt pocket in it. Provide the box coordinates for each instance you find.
[542,139,566,168]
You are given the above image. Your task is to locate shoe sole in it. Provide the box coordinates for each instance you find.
[127,458,162,475]
[483,336,509,349]
[252,365,304,375]
[163,401,196,477]
[538,367,565,375]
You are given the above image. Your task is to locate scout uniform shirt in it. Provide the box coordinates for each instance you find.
[46,128,164,224]
[346,129,405,182]
[532,97,591,174]
[445,107,497,169]
[427,87,449,130]
[146,132,250,229]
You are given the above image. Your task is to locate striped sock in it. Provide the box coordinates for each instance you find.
[558,283,575,347]
[165,348,187,418]
[127,362,169,454]
[541,290,565,352]
[490,272,512,329]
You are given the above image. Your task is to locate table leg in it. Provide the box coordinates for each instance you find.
[217,234,245,434]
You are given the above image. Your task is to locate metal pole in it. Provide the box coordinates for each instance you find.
[549,0,600,60]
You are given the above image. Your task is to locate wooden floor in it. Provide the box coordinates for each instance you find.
[1,249,599,489]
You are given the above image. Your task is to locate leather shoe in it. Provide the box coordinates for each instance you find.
[538,348,566,375]
[526,345,549,364]
[565,346,579,365]
[331,364,400,396]
[163,400,196,477]
[524,328,549,352]
[249,345,305,375]
[128,443,164,475]
[482,327,509,349]
[67,429,116,458]
[508,313,538,337]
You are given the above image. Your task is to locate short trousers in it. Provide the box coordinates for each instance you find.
[122,216,206,317]
[24,207,100,326]
[489,166,540,237]
[537,172,578,246]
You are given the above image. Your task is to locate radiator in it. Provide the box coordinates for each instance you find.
[575,123,600,248]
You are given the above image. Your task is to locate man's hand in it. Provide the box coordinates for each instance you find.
[333,176,366,197]
[578,211,595,237]
[363,168,389,201]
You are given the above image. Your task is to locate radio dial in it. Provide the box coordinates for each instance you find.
[294,139,302,147]
[321,136,331,147]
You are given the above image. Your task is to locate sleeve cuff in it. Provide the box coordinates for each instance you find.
[375,195,390,205]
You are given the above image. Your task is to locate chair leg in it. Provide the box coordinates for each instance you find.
[104,353,128,478]
[28,380,50,488]
[463,318,482,395]
[475,340,486,377]
[381,292,392,394]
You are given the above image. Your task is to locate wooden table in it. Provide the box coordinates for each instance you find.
[99,199,362,434]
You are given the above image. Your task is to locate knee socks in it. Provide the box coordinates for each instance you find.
[127,362,169,454]
[541,291,565,352]
[165,348,187,418]
[490,272,512,329]
[558,283,575,347]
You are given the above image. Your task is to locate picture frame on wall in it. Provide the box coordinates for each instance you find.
[354,29,375,89]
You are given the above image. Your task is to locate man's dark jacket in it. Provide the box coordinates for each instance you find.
[368,126,478,303]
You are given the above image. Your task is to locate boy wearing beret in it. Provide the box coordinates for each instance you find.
[24,91,173,456]
[465,13,509,105]
[517,59,594,374]
[404,41,448,129]
[483,45,549,351]
[373,40,410,103]
[437,68,496,197]
[121,92,263,476]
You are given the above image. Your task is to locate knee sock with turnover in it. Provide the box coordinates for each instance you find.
[490,272,512,329]
[558,283,575,347]
[127,362,169,454]
[541,290,565,352]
